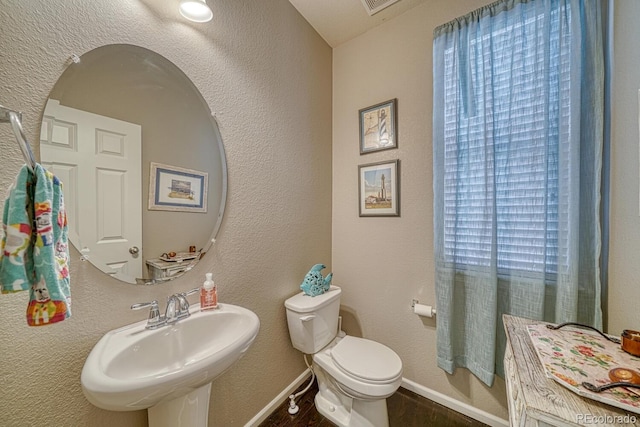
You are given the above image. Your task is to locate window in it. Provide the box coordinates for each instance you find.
[433,0,605,388]
[441,5,573,276]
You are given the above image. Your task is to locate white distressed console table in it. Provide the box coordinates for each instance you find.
[503,315,640,427]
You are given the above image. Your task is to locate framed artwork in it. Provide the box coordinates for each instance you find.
[358,159,400,217]
[148,162,208,213]
[359,98,397,154]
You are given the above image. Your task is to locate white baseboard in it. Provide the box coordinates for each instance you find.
[244,369,312,427]
[245,372,509,427]
[401,378,509,427]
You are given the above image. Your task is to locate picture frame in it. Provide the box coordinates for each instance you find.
[358,159,400,217]
[148,162,208,213]
[359,98,397,154]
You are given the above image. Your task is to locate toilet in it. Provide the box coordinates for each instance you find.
[285,286,403,427]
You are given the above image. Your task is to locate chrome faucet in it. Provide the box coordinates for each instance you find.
[131,288,199,329]
[175,292,192,318]
[164,294,181,324]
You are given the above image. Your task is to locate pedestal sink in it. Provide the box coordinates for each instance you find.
[81,303,260,427]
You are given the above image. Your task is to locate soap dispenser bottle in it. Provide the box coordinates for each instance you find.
[200,273,218,311]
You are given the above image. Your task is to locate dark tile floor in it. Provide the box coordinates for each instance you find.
[259,378,490,427]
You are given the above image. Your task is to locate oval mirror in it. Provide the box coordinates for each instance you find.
[39,44,227,285]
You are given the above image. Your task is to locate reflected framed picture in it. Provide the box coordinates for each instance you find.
[359,98,397,154]
[358,159,400,217]
[148,162,208,213]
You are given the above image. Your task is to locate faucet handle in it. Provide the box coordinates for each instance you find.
[131,300,164,329]
[181,288,200,297]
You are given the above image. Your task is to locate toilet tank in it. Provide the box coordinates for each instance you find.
[284,286,341,354]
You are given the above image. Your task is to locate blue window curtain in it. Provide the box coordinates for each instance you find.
[432,0,604,387]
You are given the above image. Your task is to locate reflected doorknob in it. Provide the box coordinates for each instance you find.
[129,246,140,255]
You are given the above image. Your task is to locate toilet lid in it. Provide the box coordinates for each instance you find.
[330,336,402,382]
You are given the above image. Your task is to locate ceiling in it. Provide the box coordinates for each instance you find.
[288,0,429,48]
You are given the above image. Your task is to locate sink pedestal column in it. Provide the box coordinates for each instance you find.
[147,383,212,427]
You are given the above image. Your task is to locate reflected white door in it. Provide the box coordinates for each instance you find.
[40,99,142,282]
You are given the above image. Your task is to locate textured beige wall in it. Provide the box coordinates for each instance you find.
[609,1,640,335]
[0,1,331,426]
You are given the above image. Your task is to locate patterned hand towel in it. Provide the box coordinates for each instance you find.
[0,164,71,326]
[0,166,34,292]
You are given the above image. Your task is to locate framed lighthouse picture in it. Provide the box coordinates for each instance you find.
[358,160,400,217]
[359,98,397,154]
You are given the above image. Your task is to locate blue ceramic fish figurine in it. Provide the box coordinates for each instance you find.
[300,264,333,297]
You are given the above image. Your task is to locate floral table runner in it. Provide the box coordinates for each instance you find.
[527,323,640,415]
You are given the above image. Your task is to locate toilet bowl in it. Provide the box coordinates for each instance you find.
[285,286,403,427]
[312,335,403,427]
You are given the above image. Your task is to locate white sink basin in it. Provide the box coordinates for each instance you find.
[81,303,259,416]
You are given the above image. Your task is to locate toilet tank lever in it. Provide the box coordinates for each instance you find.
[300,315,315,322]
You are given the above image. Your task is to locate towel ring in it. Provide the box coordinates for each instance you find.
[0,104,37,173]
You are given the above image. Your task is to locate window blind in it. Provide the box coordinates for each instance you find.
[442,6,573,276]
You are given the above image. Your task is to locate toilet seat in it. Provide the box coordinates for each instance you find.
[330,336,402,383]
[313,335,403,400]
